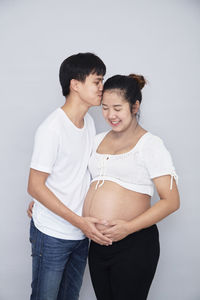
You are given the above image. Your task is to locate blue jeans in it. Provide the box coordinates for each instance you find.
[30,219,89,300]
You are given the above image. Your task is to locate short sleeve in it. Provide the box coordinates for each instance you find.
[30,126,59,173]
[142,135,178,189]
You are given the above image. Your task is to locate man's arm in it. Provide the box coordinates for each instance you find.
[28,168,112,245]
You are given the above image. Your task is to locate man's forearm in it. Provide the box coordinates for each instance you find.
[28,183,112,245]
[28,183,83,228]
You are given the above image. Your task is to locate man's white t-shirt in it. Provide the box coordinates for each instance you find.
[30,108,96,240]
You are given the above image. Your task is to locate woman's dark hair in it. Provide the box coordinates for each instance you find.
[59,52,106,97]
[103,74,146,110]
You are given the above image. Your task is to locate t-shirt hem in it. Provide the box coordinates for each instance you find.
[33,219,85,240]
[91,177,154,196]
[150,170,177,181]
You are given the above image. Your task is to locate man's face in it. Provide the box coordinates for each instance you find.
[78,73,104,107]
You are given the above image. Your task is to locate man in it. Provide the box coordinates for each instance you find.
[27,53,111,300]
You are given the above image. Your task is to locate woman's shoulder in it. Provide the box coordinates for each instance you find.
[141,132,172,161]
[95,130,110,142]
[142,132,165,148]
[92,130,110,151]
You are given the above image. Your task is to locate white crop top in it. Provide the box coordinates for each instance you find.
[88,131,178,196]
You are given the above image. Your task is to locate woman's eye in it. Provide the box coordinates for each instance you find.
[102,107,108,110]
[115,109,121,112]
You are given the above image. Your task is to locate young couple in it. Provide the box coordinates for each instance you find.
[27,52,180,300]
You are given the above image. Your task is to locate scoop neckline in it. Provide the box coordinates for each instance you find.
[96,131,150,157]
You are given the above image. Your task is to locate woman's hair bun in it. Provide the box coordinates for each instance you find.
[128,74,146,90]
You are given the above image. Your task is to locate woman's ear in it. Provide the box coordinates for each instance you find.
[132,100,140,115]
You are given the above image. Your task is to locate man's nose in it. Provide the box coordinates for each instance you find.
[99,82,103,91]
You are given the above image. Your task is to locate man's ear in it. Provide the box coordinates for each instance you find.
[70,79,80,92]
[132,100,140,114]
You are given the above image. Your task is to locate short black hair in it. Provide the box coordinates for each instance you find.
[59,52,106,97]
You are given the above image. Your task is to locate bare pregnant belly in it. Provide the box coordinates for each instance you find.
[83,181,150,230]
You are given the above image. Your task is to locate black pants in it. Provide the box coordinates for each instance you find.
[88,225,160,300]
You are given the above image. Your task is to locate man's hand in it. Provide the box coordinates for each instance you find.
[101,219,130,242]
[27,201,34,218]
[80,217,112,246]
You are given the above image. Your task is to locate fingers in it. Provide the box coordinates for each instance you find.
[82,218,112,245]
[92,236,111,246]
[89,234,111,245]
[88,226,112,245]
[93,228,112,245]
[27,201,34,218]
[101,226,116,235]
[27,209,32,218]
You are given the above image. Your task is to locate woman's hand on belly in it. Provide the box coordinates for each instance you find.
[80,217,112,245]
[100,219,131,242]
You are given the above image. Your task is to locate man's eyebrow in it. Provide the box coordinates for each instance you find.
[95,77,104,80]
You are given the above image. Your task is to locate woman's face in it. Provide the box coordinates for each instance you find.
[102,90,137,132]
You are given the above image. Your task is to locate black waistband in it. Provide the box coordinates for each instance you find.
[90,224,159,253]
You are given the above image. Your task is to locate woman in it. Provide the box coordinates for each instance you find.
[82,74,180,300]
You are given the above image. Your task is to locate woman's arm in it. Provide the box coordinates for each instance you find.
[102,175,180,242]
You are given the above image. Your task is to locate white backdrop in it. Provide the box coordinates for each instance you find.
[0,0,199,299]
